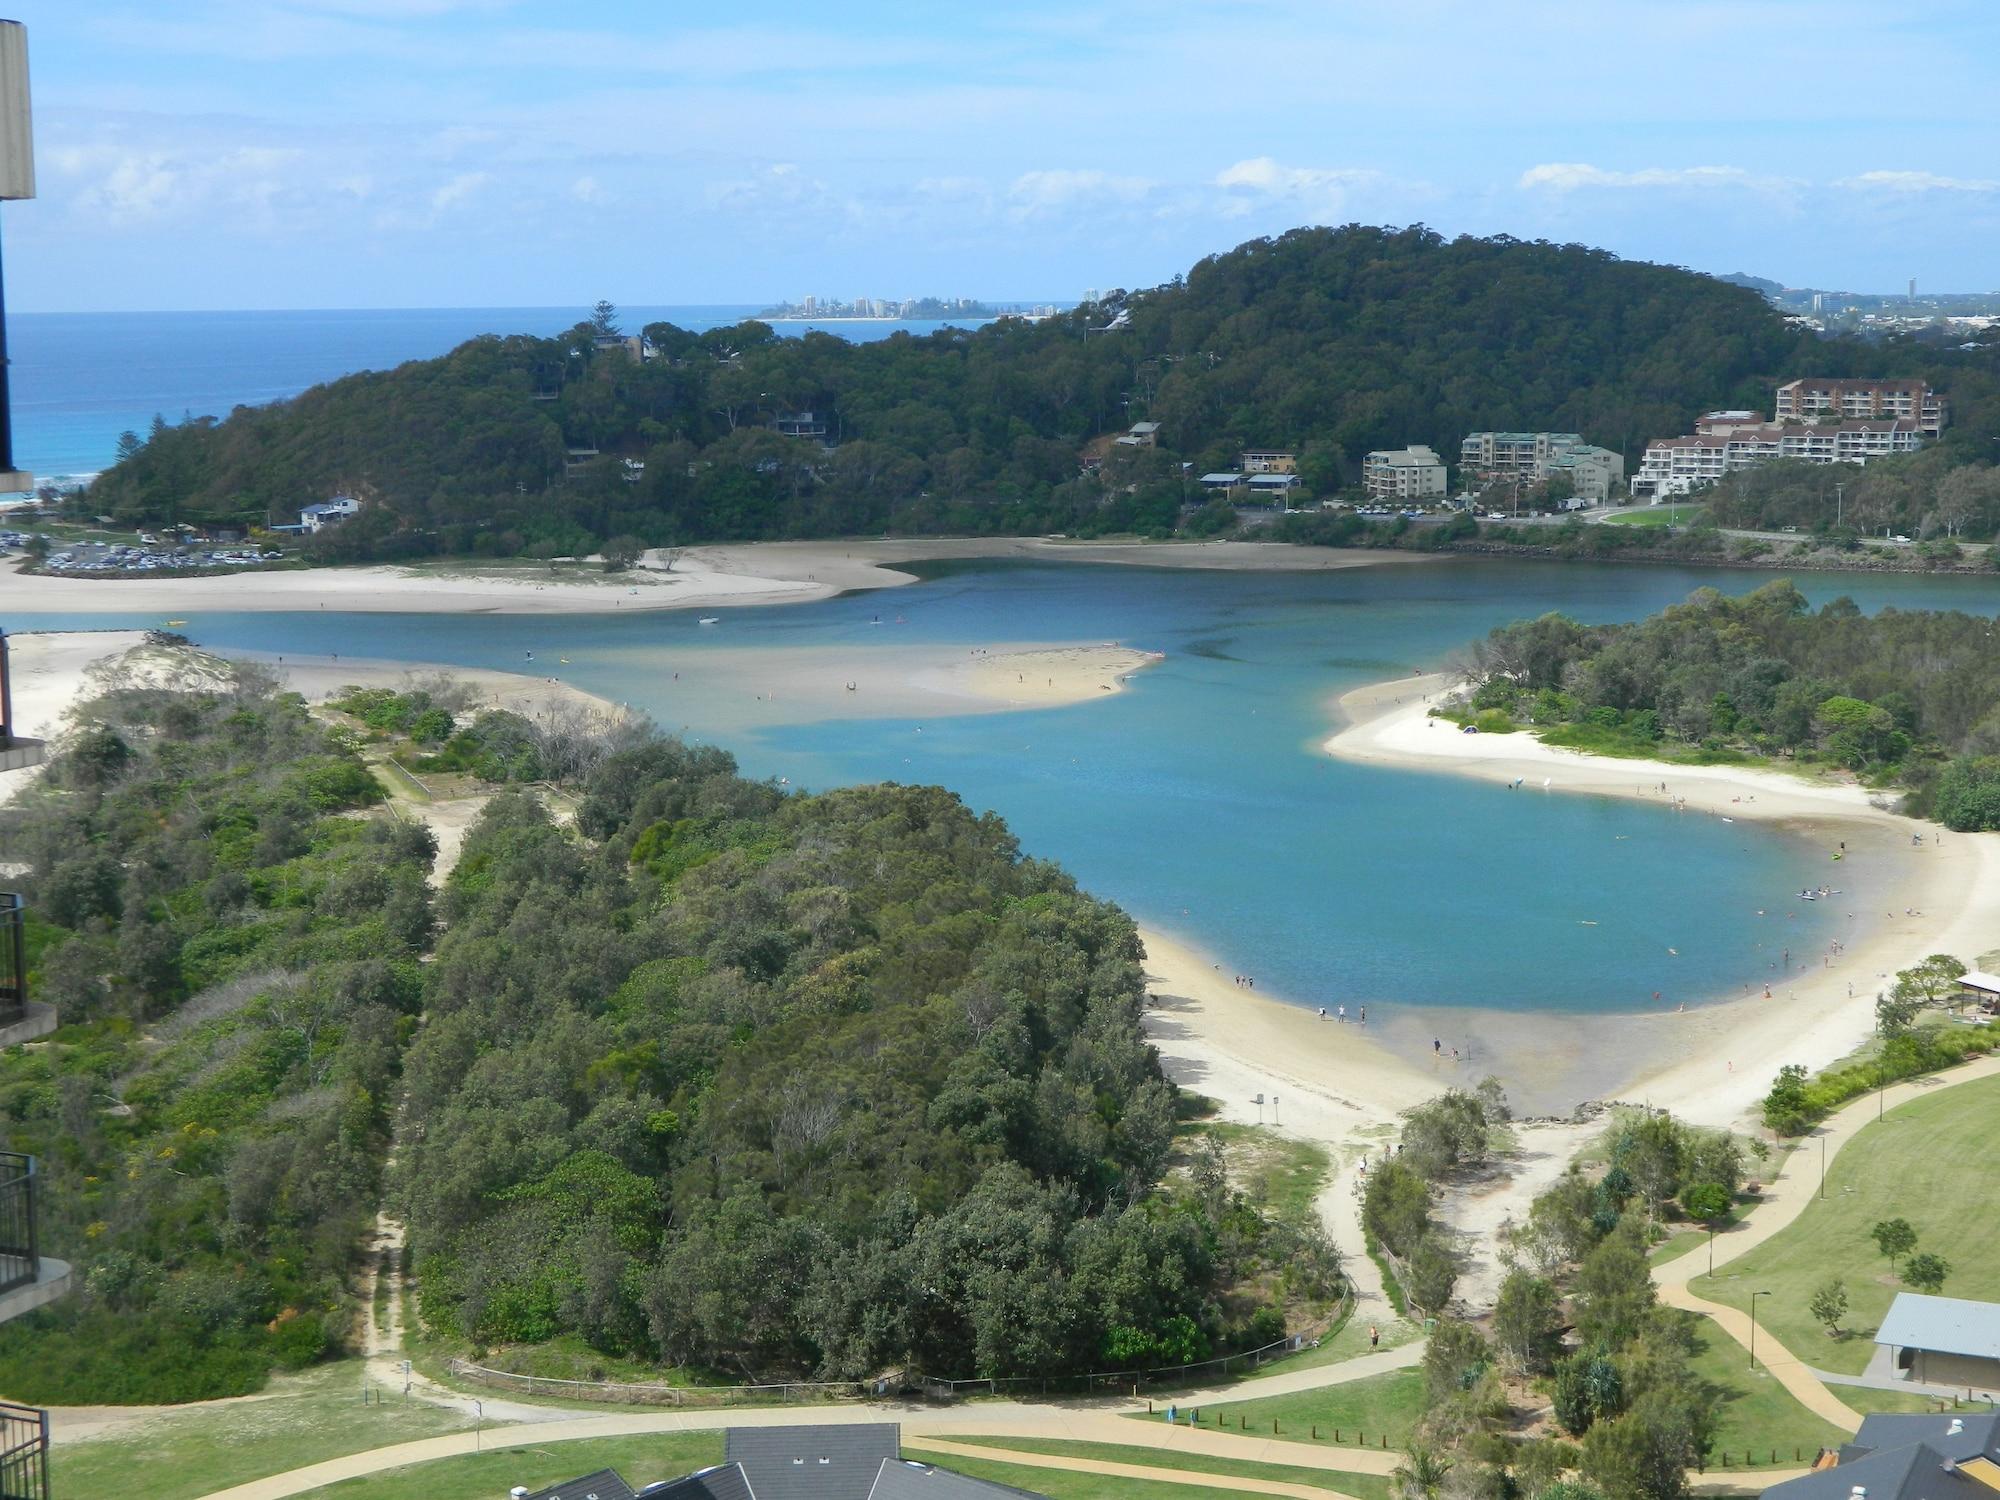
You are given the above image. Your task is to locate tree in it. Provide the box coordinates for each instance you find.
[1573,1226,1656,1347]
[1762,1064,1816,1137]
[1903,1252,1950,1293]
[114,429,144,464]
[1808,1278,1848,1337]
[1871,1217,1918,1271]
[1892,955,1968,1011]
[1405,1237,1459,1317]
[1391,1441,1454,1500]
[1493,1269,1563,1376]
[590,299,619,336]
[601,534,647,572]
[1680,1181,1731,1225]
[1554,1350,1625,1436]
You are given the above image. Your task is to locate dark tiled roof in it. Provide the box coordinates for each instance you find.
[1852,1411,2000,1464]
[727,1423,901,1500]
[637,1463,755,1500]
[868,1457,1049,1499]
[1765,1440,1997,1500]
[525,1468,638,1500]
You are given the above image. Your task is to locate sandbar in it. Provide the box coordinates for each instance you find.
[1324,674,2000,1131]
[0,536,1432,618]
[0,629,152,810]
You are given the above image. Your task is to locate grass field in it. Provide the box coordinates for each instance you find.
[1713,1074,2000,1376]
[1602,505,1705,528]
[920,1436,1394,1500]
[51,1362,484,1500]
[924,1450,1258,1499]
[294,1433,724,1500]
[1207,1123,1332,1223]
[1149,1365,1426,1447]
[1682,1312,1853,1467]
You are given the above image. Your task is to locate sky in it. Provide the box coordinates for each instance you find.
[5,0,1999,312]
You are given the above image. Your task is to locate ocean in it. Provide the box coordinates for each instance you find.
[5,305,999,481]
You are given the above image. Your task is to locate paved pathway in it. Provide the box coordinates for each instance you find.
[200,1399,1405,1500]
[1654,1054,2000,1436]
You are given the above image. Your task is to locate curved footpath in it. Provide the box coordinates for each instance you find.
[1653,1052,2000,1434]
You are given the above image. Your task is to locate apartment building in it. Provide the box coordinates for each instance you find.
[1239,449,1297,475]
[1774,379,1946,435]
[1459,431,1585,483]
[1544,444,1626,503]
[1632,420,1923,499]
[1362,444,1448,501]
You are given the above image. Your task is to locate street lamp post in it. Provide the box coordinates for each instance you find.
[1707,1225,1716,1278]
[1820,1134,1827,1200]
[1750,1290,1772,1370]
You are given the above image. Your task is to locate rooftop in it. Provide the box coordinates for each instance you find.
[1877,1293,2000,1360]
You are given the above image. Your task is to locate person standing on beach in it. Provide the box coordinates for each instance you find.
[1433,1038,1442,1056]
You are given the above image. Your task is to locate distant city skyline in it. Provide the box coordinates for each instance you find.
[4,1,1998,312]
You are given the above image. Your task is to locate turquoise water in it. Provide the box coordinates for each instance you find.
[17,558,1995,1071]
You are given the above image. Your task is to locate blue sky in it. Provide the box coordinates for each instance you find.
[6,0,1999,311]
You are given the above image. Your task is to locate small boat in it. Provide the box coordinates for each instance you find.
[165,619,187,626]
[698,616,720,626]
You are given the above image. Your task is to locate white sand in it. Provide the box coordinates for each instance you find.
[0,536,1431,618]
[1324,674,2000,1131]
[0,630,152,808]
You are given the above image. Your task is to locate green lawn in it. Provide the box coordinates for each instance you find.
[1683,1312,1853,1468]
[924,1451,1261,1499]
[1651,1230,1710,1269]
[1711,1075,2000,1376]
[295,1433,724,1500]
[1825,1384,1972,1416]
[921,1436,1392,1500]
[1150,1366,1426,1448]
[50,1362,485,1500]
[1602,505,1705,528]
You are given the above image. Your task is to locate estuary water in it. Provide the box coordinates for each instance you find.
[21,555,1999,1097]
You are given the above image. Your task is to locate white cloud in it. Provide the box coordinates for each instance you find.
[1835,170,2000,194]
[1518,162,1781,192]
[1009,169,1155,212]
[1213,157,1390,220]
[570,174,605,203]
[429,171,491,211]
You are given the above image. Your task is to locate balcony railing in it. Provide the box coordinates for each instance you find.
[0,1156,37,1298]
[0,894,21,1028]
[0,1401,48,1500]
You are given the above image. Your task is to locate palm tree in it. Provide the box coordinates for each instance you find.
[1393,1442,1455,1500]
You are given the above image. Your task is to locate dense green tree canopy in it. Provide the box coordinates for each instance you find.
[92,224,1967,556]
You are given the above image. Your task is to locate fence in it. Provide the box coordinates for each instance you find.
[0,1155,37,1298]
[0,1401,48,1500]
[448,1306,1345,1411]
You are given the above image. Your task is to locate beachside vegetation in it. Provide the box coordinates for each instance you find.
[3,668,1336,1402]
[0,658,431,1401]
[1454,579,2000,828]
[79,225,2000,557]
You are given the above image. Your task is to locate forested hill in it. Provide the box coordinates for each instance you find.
[84,224,1918,557]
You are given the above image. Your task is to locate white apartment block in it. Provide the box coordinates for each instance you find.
[1774,379,1946,436]
[1459,431,1585,482]
[1362,445,1448,501]
[1632,421,1923,499]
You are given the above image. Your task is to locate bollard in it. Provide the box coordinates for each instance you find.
[1240,1415,1246,1430]
[1273,1420,1279,1435]
[1313,1426,1318,1440]
[1382,1434,1388,1450]
[1771,1450,1777,1465]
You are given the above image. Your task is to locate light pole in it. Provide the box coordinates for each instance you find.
[474,1399,484,1454]
[1707,1224,1716,1278]
[1750,1290,1772,1369]
[1820,1134,1827,1199]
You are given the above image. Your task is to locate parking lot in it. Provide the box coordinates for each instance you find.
[2,530,284,574]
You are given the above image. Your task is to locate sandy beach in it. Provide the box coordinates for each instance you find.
[1324,674,2000,1131]
[0,629,152,809]
[0,536,1433,618]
